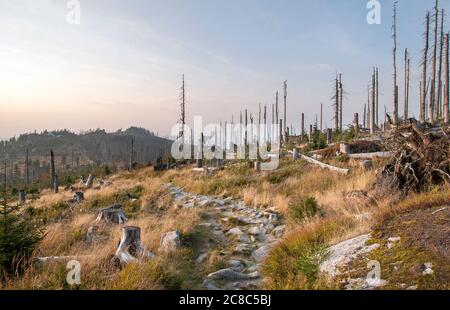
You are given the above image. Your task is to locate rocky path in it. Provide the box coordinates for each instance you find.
[167,184,285,290]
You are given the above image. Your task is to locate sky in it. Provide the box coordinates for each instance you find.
[0,0,449,139]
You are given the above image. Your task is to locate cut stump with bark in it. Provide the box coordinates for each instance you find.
[113,226,154,265]
[96,204,127,224]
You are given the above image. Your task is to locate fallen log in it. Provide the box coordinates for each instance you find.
[300,154,350,175]
[348,152,392,159]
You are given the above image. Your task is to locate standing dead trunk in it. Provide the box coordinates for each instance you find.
[371,70,376,134]
[18,190,26,205]
[376,68,379,127]
[25,149,29,184]
[437,9,445,119]
[421,12,431,123]
[363,104,366,130]
[283,81,288,141]
[86,174,95,189]
[326,128,333,145]
[320,102,323,131]
[50,150,58,193]
[392,1,399,124]
[339,74,343,132]
[129,138,134,171]
[334,75,339,131]
[301,113,305,138]
[430,1,439,123]
[353,113,359,135]
[445,32,449,123]
[404,49,410,121]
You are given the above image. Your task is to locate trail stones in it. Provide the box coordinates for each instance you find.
[234,243,253,255]
[207,268,260,281]
[227,227,244,236]
[73,191,84,203]
[113,226,154,265]
[96,204,127,224]
[160,231,182,252]
[248,226,266,235]
[271,225,286,238]
[252,243,277,262]
[86,174,95,189]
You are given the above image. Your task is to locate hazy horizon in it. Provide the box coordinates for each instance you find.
[1,0,449,140]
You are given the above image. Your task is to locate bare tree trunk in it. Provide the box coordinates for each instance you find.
[376,67,379,127]
[334,75,339,131]
[339,74,343,131]
[430,1,439,123]
[363,104,366,129]
[392,1,399,124]
[445,32,449,123]
[404,48,410,121]
[367,86,371,129]
[275,91,279,125]
[129,138,134,171]
[50,150,58,193]
[371,70,376,134]
[353,113,359,135]
[25,148,29,184]
[301,113,305,138]
[283,81,288,141]
[421,12,430,123]
[179,74,186,139]
[320,102,323,131]
[437,9,445,119]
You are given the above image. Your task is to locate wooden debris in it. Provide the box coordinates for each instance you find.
[300,154,349,175]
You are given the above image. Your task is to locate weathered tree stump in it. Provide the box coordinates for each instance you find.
[292,148,299,160]
[340,143,351,154]
[114,226,154,265]
[85,225,98,244]
[86,174,95,189]
[18,190,26,205]
[96,204,127,224]
[73,191,84,203]
[254,161,261,171]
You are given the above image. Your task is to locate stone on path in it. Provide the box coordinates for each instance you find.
[160,231,182,252]
[207,268,260,281]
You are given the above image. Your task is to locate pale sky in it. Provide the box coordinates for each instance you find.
[1,0,449,139]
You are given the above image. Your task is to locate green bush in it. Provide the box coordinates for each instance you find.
[288,197,320,221]
[0,206,43,275]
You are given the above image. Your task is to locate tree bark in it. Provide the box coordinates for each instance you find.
[445,32,449,123]
[50,150,58,193]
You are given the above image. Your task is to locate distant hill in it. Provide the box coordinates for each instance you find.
[0,127,173,175]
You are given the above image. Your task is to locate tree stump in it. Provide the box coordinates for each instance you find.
[114,226,154,265]
[340,143,351,154]
[254,161,261,171]
[96,204,127,224]
[73,191,84,203]
[86,174,95,189]
[18,190,26,205]
[292,148,299,160]
[85,225,98,244]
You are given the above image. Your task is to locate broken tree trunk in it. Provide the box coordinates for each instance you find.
[300,153,349,175]
[96,204,127,224]
[430,1,439,122]
[114,226,154,265]
[50,150,58,193]
[353,113,359,135]
[18,190,26,205]
[404,48,410,121]
[85,174,95,189]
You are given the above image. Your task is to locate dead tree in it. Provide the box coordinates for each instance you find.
[421,12,431,123]
[404,49,410,121]
[96,204,127,224]
[50,150,58,193]
[363,104,367,129]
[339,74,343,131]
[129,138,134,171]
[353,113,359,135]
[283,81,288,141]
[376,67,379,127]
[320,102,323,131]
[301,113,305,138]
[392,1,399,124]
[179,74,186,139]
[275,91,279,125]
[437,9,445,118]
[25,149,29,184]
[430,1,439,123]
[333,74,339,131]
[445,32,449,123]
[371,69,376,134]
